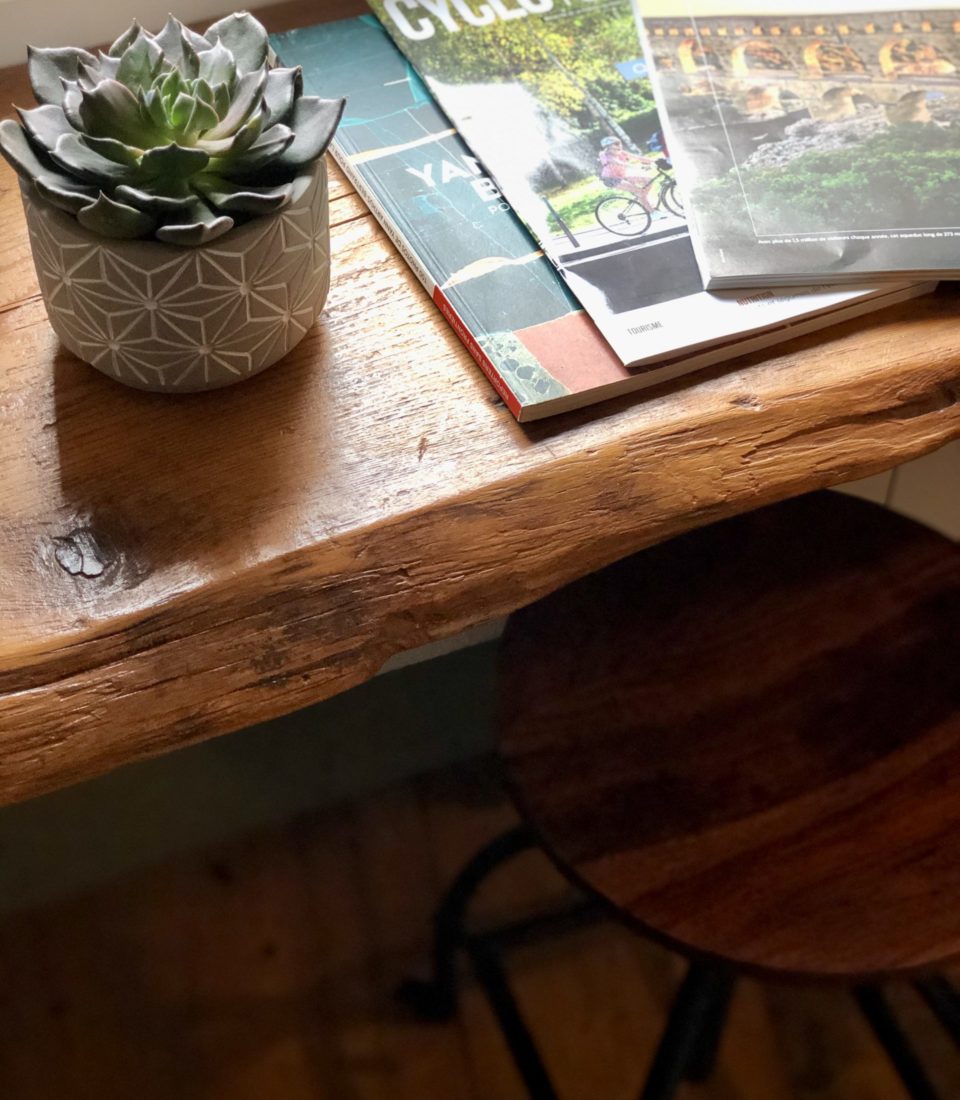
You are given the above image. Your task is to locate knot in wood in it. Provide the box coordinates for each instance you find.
[52,529,112,579]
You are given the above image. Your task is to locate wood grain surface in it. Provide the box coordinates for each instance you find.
[5,760,951,1099]
[500,493,960,978]
[1,1,960,806]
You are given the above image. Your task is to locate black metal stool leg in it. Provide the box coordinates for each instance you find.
[682,967,734,1083]
[467,934,561,1100]
[638,963,735,1100]
[397,824,539,1020]
[915,975,960,1048]
[855,986,941,1100]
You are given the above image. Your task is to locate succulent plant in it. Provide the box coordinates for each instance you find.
[0,12,344,244]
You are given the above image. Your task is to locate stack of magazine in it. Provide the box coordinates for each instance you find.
[270,0,955,421]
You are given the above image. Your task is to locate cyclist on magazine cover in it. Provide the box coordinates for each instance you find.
[597,136,662,217]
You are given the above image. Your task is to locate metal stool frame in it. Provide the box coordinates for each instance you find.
[399,826,960,1100]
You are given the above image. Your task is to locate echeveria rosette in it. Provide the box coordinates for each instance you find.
[0,12,345,244]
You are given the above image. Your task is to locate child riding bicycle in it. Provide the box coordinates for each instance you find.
[597,136,662,217]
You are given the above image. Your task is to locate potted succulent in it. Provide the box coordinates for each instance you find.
[0,12,344,392]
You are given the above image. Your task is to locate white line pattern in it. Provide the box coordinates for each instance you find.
[23,163,330,393]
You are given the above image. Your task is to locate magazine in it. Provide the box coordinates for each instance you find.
[366,0,930,366]
[271,14,638,420]
[637,0,960,288]
[272,15,933,419]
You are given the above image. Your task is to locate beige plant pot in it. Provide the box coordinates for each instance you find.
[21,159,330,393]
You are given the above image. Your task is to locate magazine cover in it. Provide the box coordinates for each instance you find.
[638,0,960,287]
[270,15,656,421]
[366,0,927,365]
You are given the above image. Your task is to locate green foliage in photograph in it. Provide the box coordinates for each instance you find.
[410,2,655,133]
[545,175,611,232]
[695,124,960,235]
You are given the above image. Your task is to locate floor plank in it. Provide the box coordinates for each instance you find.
[0,760,956,1098]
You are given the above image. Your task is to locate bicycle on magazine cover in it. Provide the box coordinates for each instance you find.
[594,158,685,238]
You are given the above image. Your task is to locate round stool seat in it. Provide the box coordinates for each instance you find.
[499,492,960,979]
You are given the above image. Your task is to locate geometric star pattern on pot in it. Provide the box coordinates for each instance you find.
[23,162,330,392]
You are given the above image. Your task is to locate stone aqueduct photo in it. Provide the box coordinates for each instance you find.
[647,10,960,235]
[647,10,960,120]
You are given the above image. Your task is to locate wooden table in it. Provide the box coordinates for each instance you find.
[1,0,959,808]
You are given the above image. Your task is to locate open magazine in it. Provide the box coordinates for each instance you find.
[637,0,960,287]
[366,0,930,367]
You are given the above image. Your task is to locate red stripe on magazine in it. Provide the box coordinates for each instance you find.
[432,287,523,420]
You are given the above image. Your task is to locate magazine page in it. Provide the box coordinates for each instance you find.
[367,0,918,364]
[638,0,960,287]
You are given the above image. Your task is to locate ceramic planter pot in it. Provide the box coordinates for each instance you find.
[21,158,330,393]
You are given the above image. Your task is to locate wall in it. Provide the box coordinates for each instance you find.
[839,438,960,538]
[0,0,289,67]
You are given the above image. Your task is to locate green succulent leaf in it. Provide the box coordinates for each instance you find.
[7,141,98,216]
[198,103,264,155]
[139,88,168,131]
[153,16,211,67]
[169,91,197,130]
[34,174,99,214]
[0,117,42,179]
[159,68,183,104]
[187,27,214,52]
[27,45,98,105]
[211,80,232,119]
[193,78,215,108]
[61,82,84,129]
[204,13,268,74]
[138,142,209,182]
[194,173,293,214]
[269,97,345,172]
[95,52,122,80]
[13,11,340,243]
[203,68,265,140]
[214,123,293,178]
[190,98,220,135]
[179,33,201,80]
[156,199,234,245]
[114,182,197,211]
[76,62,101,93]
[81,134,142,167]
[230,103,267,153]
[116,32,164,92]
[79,79,149,146]
[0,117,96,211]
[197,41,235,87]
[262,67,300,127]
[16,104,74,155]
[108,20,143,58]
[51,132,133,183]
[76,191,157,238]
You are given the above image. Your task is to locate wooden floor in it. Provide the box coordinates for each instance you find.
[0,759,958,1099]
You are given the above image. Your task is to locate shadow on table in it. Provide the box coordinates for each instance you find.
[50,328,331,581]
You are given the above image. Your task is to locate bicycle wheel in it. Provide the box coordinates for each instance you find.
[595,195,651,237]
[661,180,684,218]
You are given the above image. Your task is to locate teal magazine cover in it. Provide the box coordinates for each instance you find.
[271,14,643,420]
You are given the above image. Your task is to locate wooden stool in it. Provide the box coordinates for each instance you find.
[400,492,960,1100]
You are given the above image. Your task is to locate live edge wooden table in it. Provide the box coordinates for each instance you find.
[0,0,959,810]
